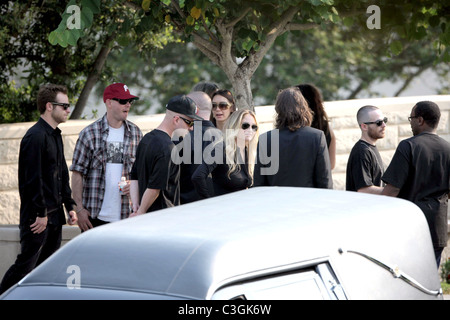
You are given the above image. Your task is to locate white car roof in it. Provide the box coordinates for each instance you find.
[20,187,440,299]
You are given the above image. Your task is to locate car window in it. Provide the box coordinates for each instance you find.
[212,263,346,300]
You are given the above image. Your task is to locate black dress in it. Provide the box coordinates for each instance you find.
[192,141,252,198]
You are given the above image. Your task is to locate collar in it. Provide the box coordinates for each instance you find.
[38,117,61,135]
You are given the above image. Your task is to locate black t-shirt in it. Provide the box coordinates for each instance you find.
[131,129,180,212]
[382,132,450,247]
[346,140,384,191]
[253,127,332,188]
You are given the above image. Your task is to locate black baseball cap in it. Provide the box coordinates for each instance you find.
[166,95,202,120]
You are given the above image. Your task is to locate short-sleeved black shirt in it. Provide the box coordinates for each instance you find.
[131,129,180,212]
[382,132,450,247]
[346,140,384,192]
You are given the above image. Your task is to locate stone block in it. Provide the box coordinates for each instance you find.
[0,191,20,224]
[332,172,346,191]
[335,128,361,154]
[0,164,18,191]
[377,126,399,150]
[0,139,21,164]
[330,116,356,130]
[63,134,79,161]
[334,153,350,174]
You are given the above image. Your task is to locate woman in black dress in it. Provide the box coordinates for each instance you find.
[192,109,259,198]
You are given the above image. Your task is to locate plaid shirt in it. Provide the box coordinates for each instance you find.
[70,115,143,219]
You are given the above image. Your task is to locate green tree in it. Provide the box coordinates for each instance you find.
[52,0,449,111]
[0,0,178,122]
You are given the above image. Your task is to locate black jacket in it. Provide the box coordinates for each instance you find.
[18,118,75,226]
[254,127,333,189]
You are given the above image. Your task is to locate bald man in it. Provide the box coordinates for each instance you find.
[346,105,388,194]
[178,91,222,204]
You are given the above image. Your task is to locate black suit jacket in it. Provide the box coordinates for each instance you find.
[254,127,333,189]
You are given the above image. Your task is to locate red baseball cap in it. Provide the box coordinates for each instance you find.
[103,83,139,102]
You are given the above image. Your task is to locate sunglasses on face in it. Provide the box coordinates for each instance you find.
[241,122,258,131]
[112,98,135,105]
[51,102,70,110]
[363,117,388,126]
[179,116,195,128]
[212,102,232,110]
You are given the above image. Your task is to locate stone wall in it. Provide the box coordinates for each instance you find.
[0,95,449,225]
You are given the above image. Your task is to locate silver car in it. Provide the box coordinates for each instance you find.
[0,187,443,300]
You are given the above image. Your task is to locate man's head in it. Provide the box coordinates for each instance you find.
[166,94,202,131]
[357,105,387,142]
[187,91,212,120]
[409,101,441,136]
[274,87,312,132]
[192,81,219,98]
[103,83,139,125]
[37,84,70,126]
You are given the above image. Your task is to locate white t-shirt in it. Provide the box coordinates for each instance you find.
[98,125,124,222]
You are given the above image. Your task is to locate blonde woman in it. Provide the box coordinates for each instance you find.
[192,109,259,198]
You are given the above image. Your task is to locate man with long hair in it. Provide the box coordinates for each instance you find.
[254,87,332,188]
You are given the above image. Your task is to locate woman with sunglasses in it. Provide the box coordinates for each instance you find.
[210,89,236,130]
[192,109,259,198]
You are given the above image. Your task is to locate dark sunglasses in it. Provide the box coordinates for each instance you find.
[212,102,232,110]
[363,117,388,126]
[179,116,195,128]
[51,102,70,110]
[112,98,135,105]
[241,122,258,131]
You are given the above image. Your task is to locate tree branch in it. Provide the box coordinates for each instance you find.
[70,32,116,119]
[224,7,252,28]
[247,6,300,75]
[192,34,221,66]
[200,14,219,45]
[287,22,319,31]
[123,1,140,11]
[170,0,186,19]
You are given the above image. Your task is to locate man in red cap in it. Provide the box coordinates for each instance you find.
[70,83,143,231]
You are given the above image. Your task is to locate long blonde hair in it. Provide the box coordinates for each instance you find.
[223,109,259,181]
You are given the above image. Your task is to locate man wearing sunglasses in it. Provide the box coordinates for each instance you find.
[178,91,222,204]
[0,84,78,294]
[346,105,387,194]
[129,94,202,215]
[70,83,143,231]
[382,101,450,267]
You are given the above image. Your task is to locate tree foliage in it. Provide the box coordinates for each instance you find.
[1,1,448,122]
[51,0,449,110]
